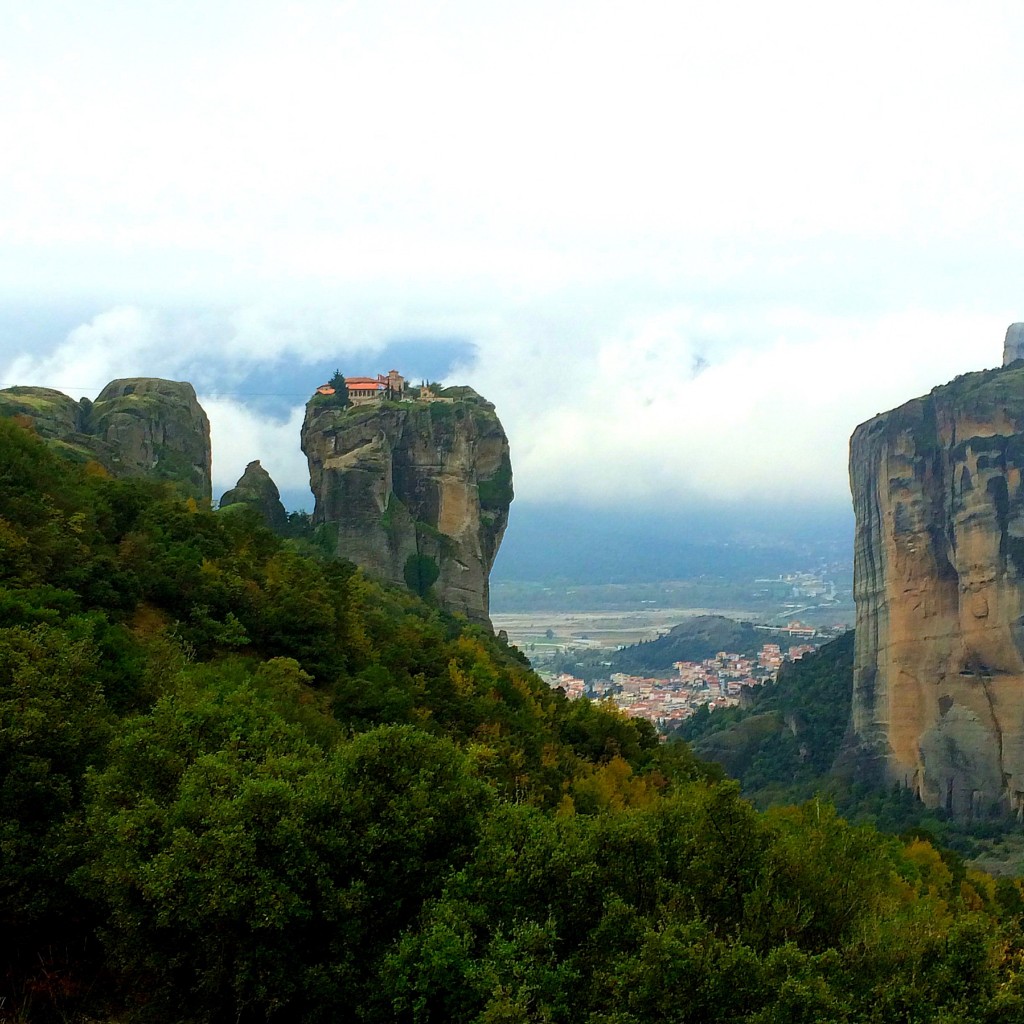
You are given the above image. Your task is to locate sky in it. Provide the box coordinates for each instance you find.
[2,0,1024,528]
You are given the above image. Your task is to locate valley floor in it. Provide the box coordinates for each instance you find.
[491,606,764,655]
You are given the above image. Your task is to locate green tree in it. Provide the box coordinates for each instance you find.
[0,622,112,1019]
[0,625,109,932]
[404,552,440,598]
[328,369,350,408]
[81,668,492,1021]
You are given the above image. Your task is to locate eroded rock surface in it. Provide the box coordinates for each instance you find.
[219,459,288,532]
[845,364,1024,818]
[0,378,211,501]
[301,388,512,623]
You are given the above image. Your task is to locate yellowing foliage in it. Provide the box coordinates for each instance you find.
[904,838,953,898]
[570,756,659,813]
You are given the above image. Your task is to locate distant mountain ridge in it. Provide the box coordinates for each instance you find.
[492,500,853,584]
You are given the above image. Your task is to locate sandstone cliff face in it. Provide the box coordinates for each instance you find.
[301,389,512,623]
[846,364,1024,818]
[219,459,288,532]
[0,378,212,501]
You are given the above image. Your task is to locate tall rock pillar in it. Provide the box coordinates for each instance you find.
[301,386,512,624]
[844,362,1024,818]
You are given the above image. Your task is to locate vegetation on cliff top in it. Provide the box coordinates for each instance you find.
[860,364,1024,456]
[306,382,498,420]
[5,417,1024,1023]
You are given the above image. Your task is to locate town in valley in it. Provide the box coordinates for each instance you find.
[493,567,852,734]
[541,623,841,732]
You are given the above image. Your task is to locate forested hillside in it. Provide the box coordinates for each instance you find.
[552,614,766,681]
[5,417,1024,1023]
[677,631,853,795]
[612,614,765,670]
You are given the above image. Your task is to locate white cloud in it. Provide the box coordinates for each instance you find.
[0,295,1013,513]
[1,2,1024,514]
[0,303,392,396]
[460,307,1008,506]
[2,0,1023,297]
[4,307,162,395]
[201,397,309,499]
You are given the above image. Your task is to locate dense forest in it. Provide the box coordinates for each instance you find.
[5,416,1024,1022]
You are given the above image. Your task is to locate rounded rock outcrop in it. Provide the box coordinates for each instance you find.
[0,377,212,501]
[1005,323,1024,366]
[0,386,84,439]
[90,379,211,500]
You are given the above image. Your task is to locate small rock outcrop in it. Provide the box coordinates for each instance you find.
[845,359,1024,819]
[0,378,211,501]
[219,460,288,532]
[301,386,513,623]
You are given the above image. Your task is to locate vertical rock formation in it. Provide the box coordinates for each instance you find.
[301,386,513,623]
[219,460,288,532]
[845,361,1024,818]
[0,378,212,501]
